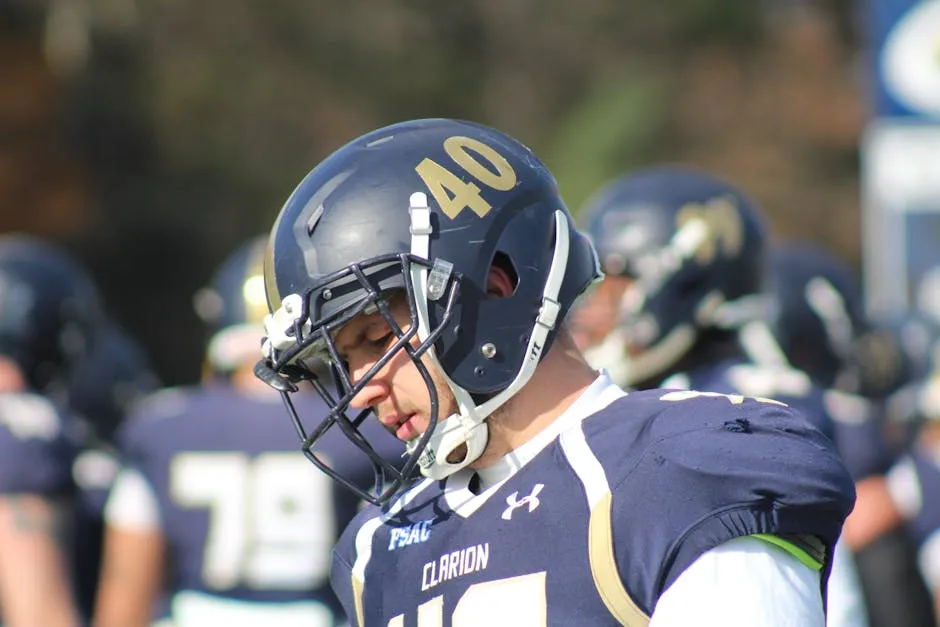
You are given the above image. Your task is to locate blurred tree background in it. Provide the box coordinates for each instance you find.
[0,0,868,385]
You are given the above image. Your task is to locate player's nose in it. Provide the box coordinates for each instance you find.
[347,358,389,410]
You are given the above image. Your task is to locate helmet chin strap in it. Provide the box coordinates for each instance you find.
[408,193,570,479]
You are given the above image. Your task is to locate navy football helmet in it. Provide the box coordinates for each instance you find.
[0,234,103,396]
[193,235,269,378]
[68,321,159,443]
[858,312,940,449]
[856,312,940,402]
[257,118,601,504]
[766,241,868,392]
[576,165,767,387]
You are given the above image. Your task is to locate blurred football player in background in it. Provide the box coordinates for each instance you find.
[94,235,404,627]
[765,242,867,393]
[766,243,937,627]
[256,119,854,625]
[0,233,103,627]
[867,310,940,624]
[68,321,160,623]
[572,166,869,626]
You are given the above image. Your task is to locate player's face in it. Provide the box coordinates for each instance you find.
[570,275,634,350]
[334,296,457,443]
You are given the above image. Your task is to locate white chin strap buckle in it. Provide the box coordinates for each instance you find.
[411,412,490,481]
[261,293,307,360]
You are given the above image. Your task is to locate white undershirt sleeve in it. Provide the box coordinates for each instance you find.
[104,467,162,531]
[649,536,825,627]
[825,537,869,627]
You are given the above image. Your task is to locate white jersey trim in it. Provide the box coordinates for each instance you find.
[351,477,435,581]
[437,372,625,517]
[104,467,162,531]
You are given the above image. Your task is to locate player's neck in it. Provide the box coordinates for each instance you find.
[472,337,598,469]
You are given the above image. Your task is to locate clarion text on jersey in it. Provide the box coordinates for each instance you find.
[421,543,490,591]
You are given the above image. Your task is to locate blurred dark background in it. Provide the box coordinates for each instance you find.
[0,0,868,385]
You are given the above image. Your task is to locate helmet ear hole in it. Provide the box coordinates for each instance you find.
[486,252,518,298]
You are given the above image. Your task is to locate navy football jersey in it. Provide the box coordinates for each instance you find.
[116,385,405,621]
[0,393,76,495]
[332,388,854,626]
[662,358,894,481]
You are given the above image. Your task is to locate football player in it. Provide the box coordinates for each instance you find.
[766,242,937,627]
[881,311,940,623]
[764,243,895,486]
[67,321,160,623]
[94,235,404,627]
[254,119,855,625]
[571,166,868,626]
[0,233,103,627]
[856,311,940,626]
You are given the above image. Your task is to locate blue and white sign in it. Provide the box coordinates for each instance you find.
[869,0,940,118]
[863,0,940,319]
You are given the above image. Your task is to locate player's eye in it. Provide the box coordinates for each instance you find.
[367,331,395,352]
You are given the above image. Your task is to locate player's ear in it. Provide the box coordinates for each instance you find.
[486,253,517,299]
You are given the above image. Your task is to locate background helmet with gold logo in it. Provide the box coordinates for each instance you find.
[194,235,270,379]
[576,166,768,388]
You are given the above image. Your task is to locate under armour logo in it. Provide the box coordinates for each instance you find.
[501,484,545,520]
